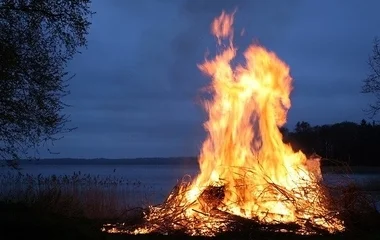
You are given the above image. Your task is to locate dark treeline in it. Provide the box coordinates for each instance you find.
[281,120,380,166]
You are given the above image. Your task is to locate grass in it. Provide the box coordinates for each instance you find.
[0,170,153,239]
[1,169,380,240]
[0,170,155,220]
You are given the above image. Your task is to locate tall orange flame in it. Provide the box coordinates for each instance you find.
[188,10,328,223]
[107,10,345,236]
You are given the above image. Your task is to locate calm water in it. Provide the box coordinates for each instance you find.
[1,161,380,210]
[1,161,200,204]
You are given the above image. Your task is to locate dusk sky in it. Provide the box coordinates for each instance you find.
[43,0,380,159]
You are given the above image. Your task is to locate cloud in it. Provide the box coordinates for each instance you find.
[41,0,380,158]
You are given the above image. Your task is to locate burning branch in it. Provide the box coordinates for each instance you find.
[103,164,345,236]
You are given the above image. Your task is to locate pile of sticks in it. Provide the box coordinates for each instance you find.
[103,176,349,237]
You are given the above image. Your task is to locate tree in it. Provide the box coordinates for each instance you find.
[0,0,94,165]
[294,121,312,134]
[362,37,380,117]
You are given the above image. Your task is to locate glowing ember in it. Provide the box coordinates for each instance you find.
[104,10,345,236]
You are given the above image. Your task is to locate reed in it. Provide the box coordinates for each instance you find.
[0,170,154,220]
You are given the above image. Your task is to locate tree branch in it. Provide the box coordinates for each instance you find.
[0,5,64,19]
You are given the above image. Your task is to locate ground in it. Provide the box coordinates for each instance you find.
[1,201,380,240]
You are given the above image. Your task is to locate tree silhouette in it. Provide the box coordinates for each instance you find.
[284,120,380,167]
[0,0,94,165]
[362,37,380,117]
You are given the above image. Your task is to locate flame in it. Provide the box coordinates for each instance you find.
[106,10,345,236]
[184,10,343,232]
[193,12,313,220]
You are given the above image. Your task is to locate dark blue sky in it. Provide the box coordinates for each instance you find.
[44,0,380,158]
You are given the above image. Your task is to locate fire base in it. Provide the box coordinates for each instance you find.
[102,180,345,237]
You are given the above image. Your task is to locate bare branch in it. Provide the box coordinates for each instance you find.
[362,37,380,117]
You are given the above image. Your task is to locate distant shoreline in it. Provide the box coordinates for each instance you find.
[14,157,199,166]
[7,157,380,174]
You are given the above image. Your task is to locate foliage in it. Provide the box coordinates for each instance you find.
[0,0,94,162]
[281,119,380,166]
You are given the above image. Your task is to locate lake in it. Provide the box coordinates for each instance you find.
[1,159,380,211]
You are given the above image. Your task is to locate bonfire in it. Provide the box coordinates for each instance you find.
[103,11,345,236]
